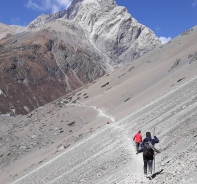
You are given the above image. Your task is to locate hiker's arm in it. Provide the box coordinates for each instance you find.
[133,134,136,141]
[153,136,159,143]
[141,139,145,147]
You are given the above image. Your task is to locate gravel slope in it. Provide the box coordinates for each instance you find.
[10,76,197,184]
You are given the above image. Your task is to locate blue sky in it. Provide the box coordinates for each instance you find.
[0,0,197,44]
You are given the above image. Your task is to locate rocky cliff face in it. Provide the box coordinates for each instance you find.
[66,0,162,66]
[29,0,162,67]
[0,0,162,115]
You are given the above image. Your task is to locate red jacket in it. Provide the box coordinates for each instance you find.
[133,133,142,143]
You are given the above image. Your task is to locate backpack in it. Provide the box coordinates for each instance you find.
[143,141,154,157]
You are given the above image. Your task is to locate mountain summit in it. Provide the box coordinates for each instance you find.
[29,0,162,67]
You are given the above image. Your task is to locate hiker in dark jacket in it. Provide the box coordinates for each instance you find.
[141,132,159,176]
[133,130,142,154]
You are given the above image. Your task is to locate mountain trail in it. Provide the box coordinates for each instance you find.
[65,103,116,122]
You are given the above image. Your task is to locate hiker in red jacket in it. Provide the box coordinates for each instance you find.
[133,130,142,154]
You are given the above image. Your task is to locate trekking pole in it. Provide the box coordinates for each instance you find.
[153,154,155,174]
[153,127,156,174]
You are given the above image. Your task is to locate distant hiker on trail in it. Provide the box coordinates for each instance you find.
[133,130,142,154]
[141,132,159,177]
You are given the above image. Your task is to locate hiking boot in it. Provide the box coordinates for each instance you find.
[147,173,152,178]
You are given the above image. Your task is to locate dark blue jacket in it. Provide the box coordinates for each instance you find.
[141,136,159,147]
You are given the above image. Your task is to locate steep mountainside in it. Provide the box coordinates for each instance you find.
[0,0,161,115]
[0,20,106,115]
[0,26,197,184]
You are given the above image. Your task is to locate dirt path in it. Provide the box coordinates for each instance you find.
[68,103,116,122]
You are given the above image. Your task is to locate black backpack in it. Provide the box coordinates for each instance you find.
[143,141,154,157]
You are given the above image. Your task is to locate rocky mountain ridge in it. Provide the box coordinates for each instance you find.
[28,0,162,66]
[0,0,161,115]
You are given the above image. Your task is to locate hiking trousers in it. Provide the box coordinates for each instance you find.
[135,142,140,153]
[143,156,153,174]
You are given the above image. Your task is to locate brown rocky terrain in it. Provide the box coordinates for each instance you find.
[0,21,106,115]
[0,25,197,183]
